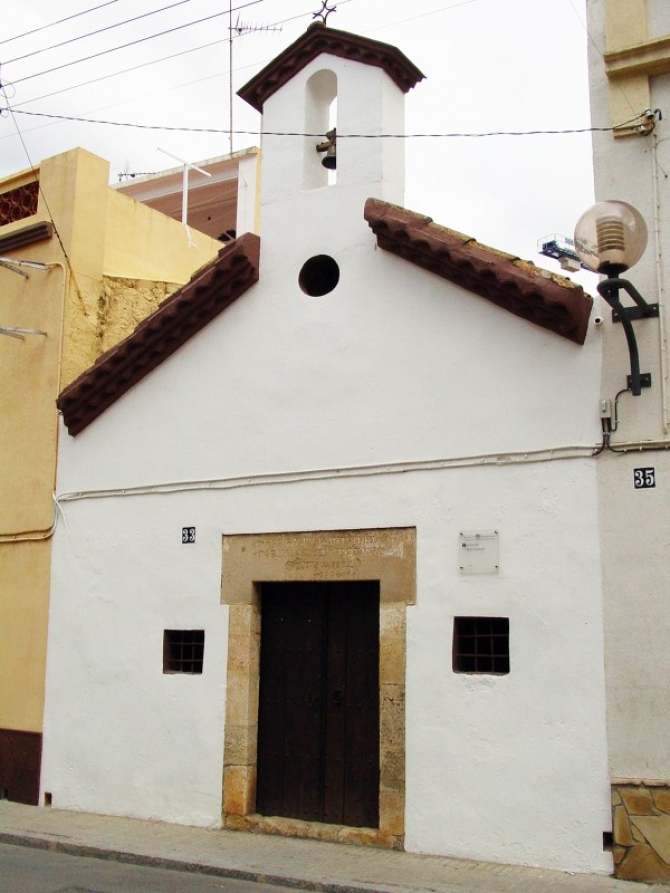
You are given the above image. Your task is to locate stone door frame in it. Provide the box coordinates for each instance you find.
[220,527,416,848]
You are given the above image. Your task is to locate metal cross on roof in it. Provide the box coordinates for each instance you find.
[313,1,337,24]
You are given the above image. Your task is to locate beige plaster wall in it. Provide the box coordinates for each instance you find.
[103,189,221,283]
[96,276,182,355]
[0,542,52,731]
[0,146,222,737]
[0,157,66,732]
[601,0,670,133]
[605,0,646,47]
[56,151,220,388]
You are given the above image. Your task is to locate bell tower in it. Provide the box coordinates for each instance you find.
[237,24,424,266]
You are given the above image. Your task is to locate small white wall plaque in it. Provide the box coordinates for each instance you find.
[459,530,499,574]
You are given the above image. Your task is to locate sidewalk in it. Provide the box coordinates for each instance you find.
[0,800,667,893]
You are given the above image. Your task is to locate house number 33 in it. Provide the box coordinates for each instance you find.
[633,468,656,489]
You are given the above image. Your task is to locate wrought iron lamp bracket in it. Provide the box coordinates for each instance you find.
[597,276,659,395]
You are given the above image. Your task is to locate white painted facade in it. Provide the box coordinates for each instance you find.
[43,34,612,874]
[586,0,670,783]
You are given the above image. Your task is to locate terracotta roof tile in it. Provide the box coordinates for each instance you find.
[238,23,425,113]
[58,233,260,436]
[364,199,592,344]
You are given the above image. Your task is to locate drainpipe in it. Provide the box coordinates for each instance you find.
[651,132,669,432]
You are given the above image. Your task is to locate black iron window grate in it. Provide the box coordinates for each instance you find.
[453,616,509,674]
[163,629,205,674]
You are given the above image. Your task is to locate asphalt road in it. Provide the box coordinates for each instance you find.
[0,842,298,893]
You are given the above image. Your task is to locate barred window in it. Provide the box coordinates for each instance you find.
[163,629,205,674]
[453,617,509,674]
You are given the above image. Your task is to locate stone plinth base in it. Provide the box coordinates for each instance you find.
[612,782,670,881]
[224,812,403,850]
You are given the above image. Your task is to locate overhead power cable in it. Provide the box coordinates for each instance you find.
[2,106,646,138]
[4,0,197,65]
[9,36,225,110]
[6,2,352,112]
[5,0,269,87]
[0,0,121,46]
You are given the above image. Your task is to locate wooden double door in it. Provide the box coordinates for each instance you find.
[256,581,380,828]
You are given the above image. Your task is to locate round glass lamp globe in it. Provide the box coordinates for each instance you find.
[574,200,648,273]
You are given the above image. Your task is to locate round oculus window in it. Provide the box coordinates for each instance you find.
[299,255,340,297]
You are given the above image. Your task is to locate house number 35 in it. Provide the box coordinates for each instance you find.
[633,468,656,489]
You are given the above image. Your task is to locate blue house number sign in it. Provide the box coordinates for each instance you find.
[633,468,655,489]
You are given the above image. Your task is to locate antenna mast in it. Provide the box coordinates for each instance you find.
[228,6,281,155]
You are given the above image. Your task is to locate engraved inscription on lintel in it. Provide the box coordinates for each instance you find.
[222,528,417,606]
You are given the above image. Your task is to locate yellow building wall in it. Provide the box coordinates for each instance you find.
[0,147,221,790]
[0,236,62,736]
[603,0,670,134]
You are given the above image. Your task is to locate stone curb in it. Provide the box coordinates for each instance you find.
[0,831,387,893]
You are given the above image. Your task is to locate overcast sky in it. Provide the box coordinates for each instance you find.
[1,0,598,287]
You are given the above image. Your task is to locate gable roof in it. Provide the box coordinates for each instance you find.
[58,203,592,438]
[58,233,260,436]
[238,23,425,113]
[364,199,592,345]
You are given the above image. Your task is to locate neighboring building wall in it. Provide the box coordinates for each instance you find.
[96,277,181,357]
[587,0,670,880]
[0,147,221,803]
[114,148,261,244]
[60,156,222,387]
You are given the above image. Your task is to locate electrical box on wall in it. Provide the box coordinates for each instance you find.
[459,530,499,574]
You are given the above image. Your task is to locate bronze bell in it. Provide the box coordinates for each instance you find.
[316,128,337,170]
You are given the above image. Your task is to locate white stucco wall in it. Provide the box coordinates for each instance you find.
[586,0,670,781]
[43,43,611,873]
[45,458,610,869]
[43,235,610,868]
[53,240,602,495]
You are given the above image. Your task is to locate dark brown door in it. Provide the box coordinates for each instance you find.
[256,580,379,828]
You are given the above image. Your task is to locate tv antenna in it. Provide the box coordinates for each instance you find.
[228,3,281,154]
[156,148,212,228]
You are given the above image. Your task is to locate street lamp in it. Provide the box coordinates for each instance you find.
[574,200,658,396]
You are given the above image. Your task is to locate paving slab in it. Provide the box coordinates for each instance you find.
[0,801,668,893]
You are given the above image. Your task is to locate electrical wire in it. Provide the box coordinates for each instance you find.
[6,0,271,88]
[365,0,478,35]
[0,99,71,269]
[0,84,92,321]
[4,0,199,66]
[1,107,647,138]
[567,0,638,120]
[0,0,121,46]
[55,444,602,504]
[9,34,230,110]
[5,1,354,114]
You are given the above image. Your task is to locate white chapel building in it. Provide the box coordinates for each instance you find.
[42,23,611,874]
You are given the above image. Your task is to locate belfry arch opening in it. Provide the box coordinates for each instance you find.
[304,69,337,189]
